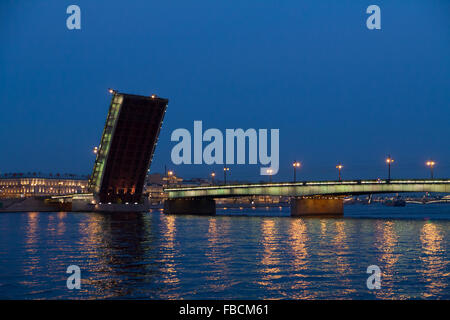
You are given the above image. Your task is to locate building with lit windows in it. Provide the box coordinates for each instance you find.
[0,176,88,198]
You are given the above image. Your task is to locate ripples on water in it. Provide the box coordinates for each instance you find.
[0,205,449,299]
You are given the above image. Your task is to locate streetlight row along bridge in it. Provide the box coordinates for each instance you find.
[164,179,450,216]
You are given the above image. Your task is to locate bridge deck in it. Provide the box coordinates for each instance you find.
[165,179,450,199]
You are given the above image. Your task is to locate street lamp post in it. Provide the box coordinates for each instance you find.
[211,172,215,185]
[386,155,394,181]
[223,167,230,185]
[426,160,436,179]
[293,161,301,182]
[336,164,343,182]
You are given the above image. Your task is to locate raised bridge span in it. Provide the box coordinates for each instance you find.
[164,179,450,216]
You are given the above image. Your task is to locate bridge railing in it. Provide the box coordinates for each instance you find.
[165,179,450,199]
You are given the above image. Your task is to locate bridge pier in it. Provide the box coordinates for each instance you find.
[164,198,216,215]
[290,198,343,217]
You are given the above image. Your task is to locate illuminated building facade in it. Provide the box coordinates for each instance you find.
[89,92,168,204]
[0,177,88,198]
[144,173,184,205]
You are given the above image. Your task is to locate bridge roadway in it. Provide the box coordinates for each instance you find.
[164,179,450,216]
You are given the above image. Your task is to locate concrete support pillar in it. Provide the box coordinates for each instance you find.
[290,198,343,217]
[164,198,216,215]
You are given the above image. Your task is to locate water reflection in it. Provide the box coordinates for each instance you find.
[373,221,399,299]
[289,219,308,271]
[320,219,327,236]
[258,219,282,294]
[420,222,447,298]
[288,219,315,298]
[158,213,181,298]
[205,217,234,295]
[56,212,67,236]
[331,220,356,298]
[23,212,40,281]
[1,210,449,299]
[206,218,220,281]
[77,213,157,299]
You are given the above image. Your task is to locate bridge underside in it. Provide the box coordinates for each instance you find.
[163,197,344,216]
[164,198,216,215]
[290,197,343,217]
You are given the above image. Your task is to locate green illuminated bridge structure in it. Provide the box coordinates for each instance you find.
[164,179,450,216]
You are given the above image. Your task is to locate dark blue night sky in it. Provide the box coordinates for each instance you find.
[1,1,449,181]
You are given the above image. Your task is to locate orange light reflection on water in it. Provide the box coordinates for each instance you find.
[420,222,447,298]
[258,219,282,294]
[158,213,181,298]
[373,220,400,299]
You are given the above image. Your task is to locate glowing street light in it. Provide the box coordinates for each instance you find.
[167,170,174,187]
[93,146,98,154]
[426,160,436,179]
[292,161,301,182]
[223,167,230,185]
[386,155,394,180]
[266,168,273,183]
[108,88,116,94]
[211,172,216,185]
[336,164,344,182]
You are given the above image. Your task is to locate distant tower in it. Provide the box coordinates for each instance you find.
[89,91,168,204]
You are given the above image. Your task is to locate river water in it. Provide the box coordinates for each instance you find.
[0,204,449,299]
